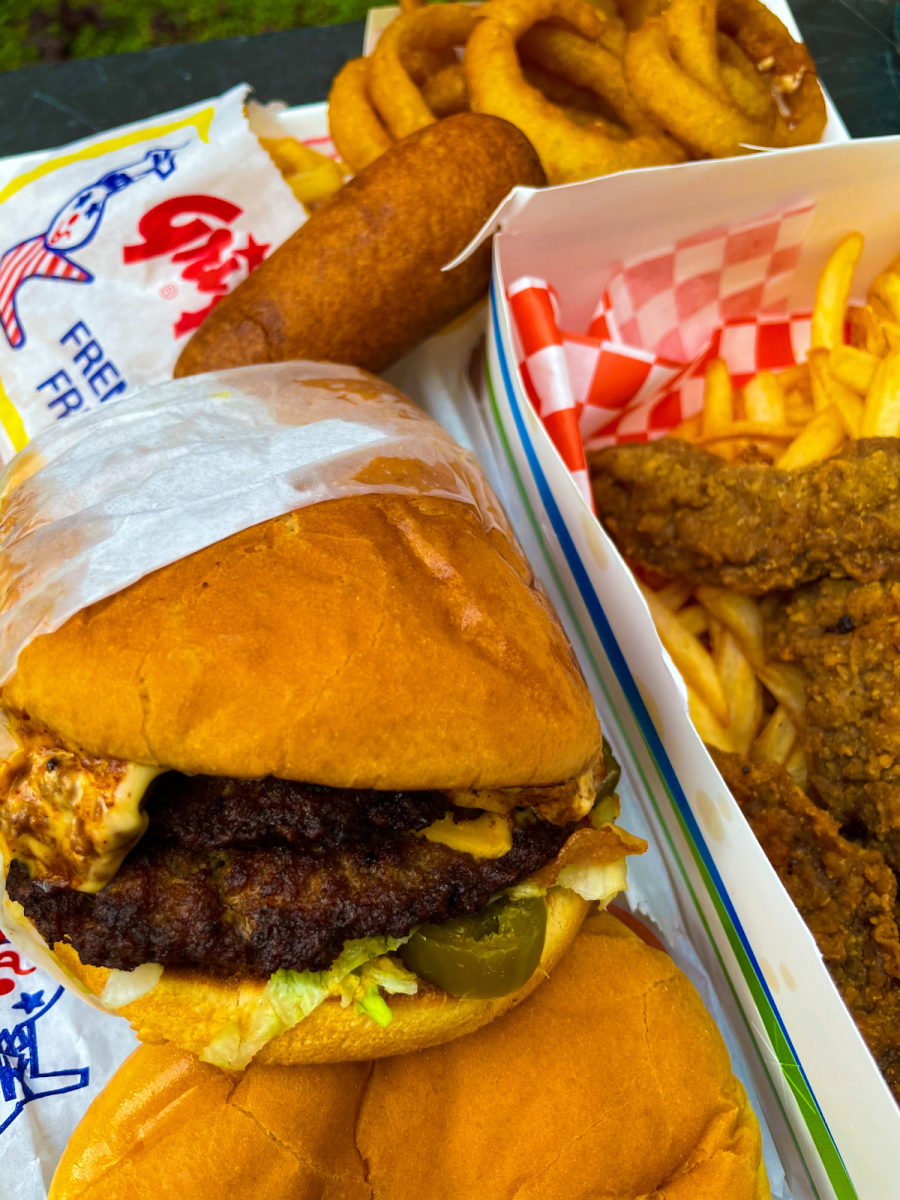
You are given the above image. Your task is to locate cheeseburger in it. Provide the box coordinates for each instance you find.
[0,368,643,1069]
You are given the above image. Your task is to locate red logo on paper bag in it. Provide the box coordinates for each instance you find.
[123,195,270,338]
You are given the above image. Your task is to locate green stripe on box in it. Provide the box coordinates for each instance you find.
[483,350,855,1200]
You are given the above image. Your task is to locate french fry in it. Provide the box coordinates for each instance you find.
[783,395,815,425]
[286,161,346,207]
[775,406,845,470]
[687,686,734,754]
[656,579,694,611]
[868,257,900,324]
[776,362,810,399]
[694,421,802,444]
[808,349,863,436]
[828,382,864,439]
[694,586,765,668]
[868,297,900,351]
[811,231,865,351]
[715,631,764,756]
[701,358,733,437]
[785,745,808,792]
[258,136,346,209]
[807,347,831,414]
[756,662,806,722]
[860,350,900,438]
[701,439,737,462]
[677,604,708,637]
[829,344,878,395]
[743,370,785,425]
[751,705,796,765]
[670,413,702,441]
[639,581,730,725]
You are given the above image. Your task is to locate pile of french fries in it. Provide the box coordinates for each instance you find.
[672,231,900,467]
[639,579,808,783]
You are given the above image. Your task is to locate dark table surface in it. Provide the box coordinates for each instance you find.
[1,1,898,158]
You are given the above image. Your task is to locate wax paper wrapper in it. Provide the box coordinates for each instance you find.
[0,85,302,463]
[506,200,816,503]
[0,360,507,687]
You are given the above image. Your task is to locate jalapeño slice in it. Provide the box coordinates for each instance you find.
[595,736,621,805]
[400,895,548,1000]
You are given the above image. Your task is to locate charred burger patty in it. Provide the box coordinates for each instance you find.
[7,772,577,975]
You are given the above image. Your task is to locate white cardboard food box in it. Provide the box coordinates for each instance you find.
[431,135,900,1200]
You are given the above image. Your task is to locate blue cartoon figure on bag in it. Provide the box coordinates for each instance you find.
[0,147,177,350]
[0,931,89,1136]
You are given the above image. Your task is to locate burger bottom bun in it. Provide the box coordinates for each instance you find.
[50,911,770,1200]
[53,887,589,1066]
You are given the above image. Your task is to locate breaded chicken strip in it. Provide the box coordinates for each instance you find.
[713,750,900,1101]
[764,577,900,875]
[589,438,900,594]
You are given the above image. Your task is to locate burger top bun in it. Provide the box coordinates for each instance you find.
[49,912,770,1200]
[5,444,599,789]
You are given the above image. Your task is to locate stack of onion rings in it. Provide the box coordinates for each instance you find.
[326,0,827,187]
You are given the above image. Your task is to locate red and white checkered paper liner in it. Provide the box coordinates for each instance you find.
[507,202,815,509]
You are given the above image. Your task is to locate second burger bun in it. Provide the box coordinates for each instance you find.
[50,912,770,1200]
[172,114,545,378]
[54,888,589,1065]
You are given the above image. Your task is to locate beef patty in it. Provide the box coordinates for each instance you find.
[142,771,456,852]
[8,772,575,975]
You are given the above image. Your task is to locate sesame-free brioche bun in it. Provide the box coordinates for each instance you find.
[50,912,770,1200]
[5,493,599,789]
[52,887,590,1066]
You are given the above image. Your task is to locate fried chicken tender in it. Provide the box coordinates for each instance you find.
[713,750,900,1101]
[765,577,900,875]
[589,438,900,594]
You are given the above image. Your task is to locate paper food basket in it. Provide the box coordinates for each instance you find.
[414,136,900,1200]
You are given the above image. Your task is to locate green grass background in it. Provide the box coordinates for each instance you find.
[2,0,376,72]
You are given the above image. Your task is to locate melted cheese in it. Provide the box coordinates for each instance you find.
[420,811,513,859]
[0,709,163,892]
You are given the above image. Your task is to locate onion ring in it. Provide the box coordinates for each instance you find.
[716,32,776,126]
[624,18,787,156]
[522,64,631,136]
[616,0,663,31]
[422,62,471,118]
[465,0,684,183]
[717,0,826,145]
[327,57,394,175]
[666,0,731,104]
[518,24,678,143]
[368,5,481,141]
[581,0,629,56]
[475,0,603,41]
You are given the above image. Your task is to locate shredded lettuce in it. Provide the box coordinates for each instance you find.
[365,956,419,996]
[266,935,412,1029]
[355,983,394,1027]
[557,858,628,905]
